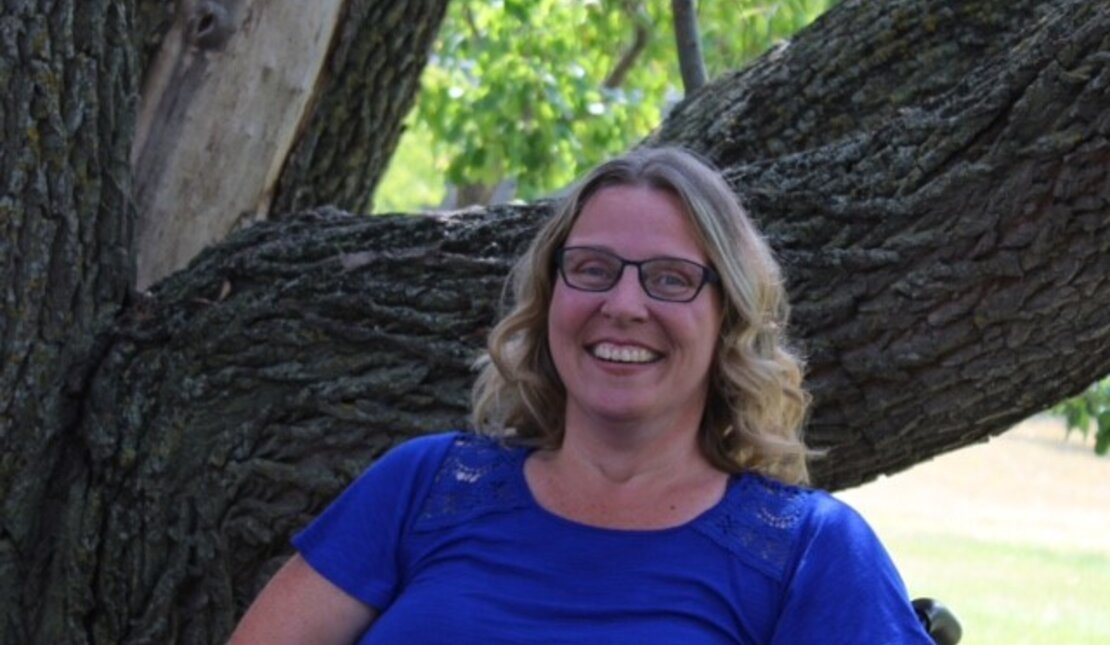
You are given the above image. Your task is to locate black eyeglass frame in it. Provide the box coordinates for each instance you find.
[554,246,721,303]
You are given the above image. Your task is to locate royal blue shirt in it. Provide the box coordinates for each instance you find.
[294,432,932,644]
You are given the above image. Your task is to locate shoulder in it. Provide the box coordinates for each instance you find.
[314,431,471,521]
[381,430,465,462]
[292,431,511,554]
[759,483,932,642]
[291,431,492,610]
[692,473,865,583]
[413,431,530,531]
[735,473,869,539]
[348,430,464,487]
[301,431,465,520]
[360,430,517,491]
[432,431,520,476]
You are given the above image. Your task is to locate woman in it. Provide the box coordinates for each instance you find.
[229,147,932,643]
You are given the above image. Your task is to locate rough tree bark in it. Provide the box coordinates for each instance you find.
[0,1,136,642]
[131,0,449,289]
[1,0,1107,643]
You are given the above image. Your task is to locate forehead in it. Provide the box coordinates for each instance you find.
[566,185,707,261]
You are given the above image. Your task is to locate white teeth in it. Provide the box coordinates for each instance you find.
[591,342,660,364]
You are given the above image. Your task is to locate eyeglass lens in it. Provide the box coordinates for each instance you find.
[557,247,713,302]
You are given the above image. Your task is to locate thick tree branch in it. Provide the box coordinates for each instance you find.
[130,0,449,290]
[132,0,349,289]
[269,0,450,215]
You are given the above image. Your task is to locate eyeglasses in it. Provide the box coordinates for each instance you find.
[554,246,720,303]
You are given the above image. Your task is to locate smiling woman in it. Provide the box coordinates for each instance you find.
[228,147,935,644]
[474,147,811,483]
[543,183,724,468]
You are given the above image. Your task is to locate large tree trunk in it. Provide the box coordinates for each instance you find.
[131,0,448,290]
[1,0,1107,642]
[0,1,137,643]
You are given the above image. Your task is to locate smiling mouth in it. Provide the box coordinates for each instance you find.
[590,342,662,364]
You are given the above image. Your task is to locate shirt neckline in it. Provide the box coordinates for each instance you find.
[508,442,743,536]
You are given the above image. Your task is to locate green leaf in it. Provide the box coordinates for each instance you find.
[1050,376,1110,456]
[1096,411,1110,456]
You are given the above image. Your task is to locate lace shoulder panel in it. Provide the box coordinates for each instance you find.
[413,433,529,533]
[692,473,815,583]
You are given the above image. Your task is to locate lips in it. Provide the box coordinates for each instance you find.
[589,341,662,364]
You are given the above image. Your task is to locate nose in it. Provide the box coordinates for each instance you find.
[600,265,649,321]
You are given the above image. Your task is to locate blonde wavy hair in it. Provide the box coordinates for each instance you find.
[471,147,814,485]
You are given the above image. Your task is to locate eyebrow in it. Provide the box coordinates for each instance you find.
[563,244,708,265]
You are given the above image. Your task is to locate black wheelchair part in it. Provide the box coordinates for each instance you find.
[913,597,962,645]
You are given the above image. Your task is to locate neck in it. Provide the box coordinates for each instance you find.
[554,405,712,485]
[523,402,728,530]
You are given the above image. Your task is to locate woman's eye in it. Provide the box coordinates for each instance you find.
[572,261,616,281]
[652,270,693,288]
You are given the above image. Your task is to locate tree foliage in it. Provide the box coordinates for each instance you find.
[1053,378,1110,455]
[377,0,835,210]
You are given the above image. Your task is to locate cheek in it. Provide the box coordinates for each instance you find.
[546,290,566,342]
[688,326,719,368]
[548,285,590,338]
[689,305,723,366]
[546,288,582,363]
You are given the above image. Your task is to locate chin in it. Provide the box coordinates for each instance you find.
[580,397,659,424]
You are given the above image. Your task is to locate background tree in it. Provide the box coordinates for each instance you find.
[377,0,834,210]
[1,0,1107,642]
[1054,376,1110,454]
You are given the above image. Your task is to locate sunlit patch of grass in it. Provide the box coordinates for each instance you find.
[886,532,1110,644]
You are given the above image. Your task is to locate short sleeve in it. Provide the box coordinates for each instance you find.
[770,494,933,644]
[292,432,457,611]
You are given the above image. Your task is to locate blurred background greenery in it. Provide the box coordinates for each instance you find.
[374,0,834,212]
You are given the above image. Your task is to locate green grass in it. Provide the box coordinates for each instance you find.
[885,532,1110,644]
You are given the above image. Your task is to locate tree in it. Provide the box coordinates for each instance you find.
[1,0,1107,642]
[1053,376,1110,454]
[132,0,450,288]
[380,0,834,211]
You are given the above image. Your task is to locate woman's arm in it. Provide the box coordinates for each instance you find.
[229,434,458,643]
[227,554,378,645]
